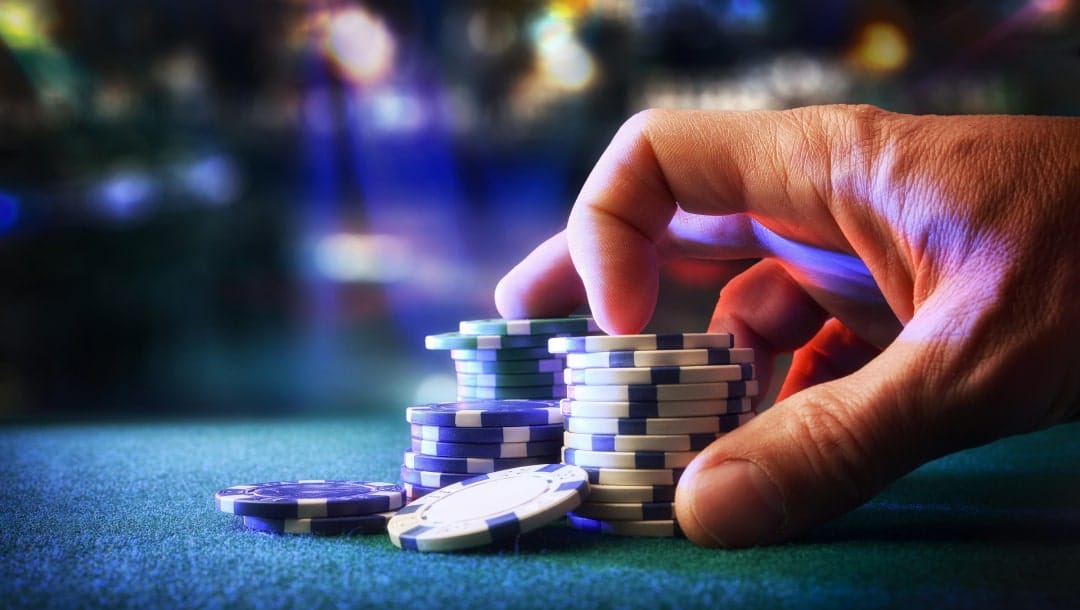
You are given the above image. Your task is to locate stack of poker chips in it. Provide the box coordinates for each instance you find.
[400,400,565,501]
[424,316,601,402]
[550,332,759,538]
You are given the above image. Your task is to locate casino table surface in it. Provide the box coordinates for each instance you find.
[2,412,1077,610]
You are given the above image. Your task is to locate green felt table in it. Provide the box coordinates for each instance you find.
[2,413,1077,609]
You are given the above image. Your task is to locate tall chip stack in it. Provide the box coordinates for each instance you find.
[550,333,759,537]
[401,317,601,501]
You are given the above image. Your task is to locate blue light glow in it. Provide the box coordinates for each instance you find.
[0,192,19,232]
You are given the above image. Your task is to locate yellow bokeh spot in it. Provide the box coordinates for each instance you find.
[851,22,909,73]
[0,2,47,49]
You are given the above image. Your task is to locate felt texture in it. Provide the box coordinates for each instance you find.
[2,415,1077,609]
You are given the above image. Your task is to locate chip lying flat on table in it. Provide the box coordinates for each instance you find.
[388,463,590,552]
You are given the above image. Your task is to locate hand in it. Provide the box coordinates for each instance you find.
[495,105,1080,547]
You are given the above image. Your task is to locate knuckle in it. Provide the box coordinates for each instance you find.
[781,386,886,504]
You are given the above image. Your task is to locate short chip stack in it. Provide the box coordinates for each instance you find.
[214,480,406,536]
[424,316,601,402]
[400,400,565,501]
[550,332,759,537]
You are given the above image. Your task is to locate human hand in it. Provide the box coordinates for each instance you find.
[495,105,1080,547]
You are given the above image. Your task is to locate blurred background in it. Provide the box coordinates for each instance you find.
[0,0,1076,419]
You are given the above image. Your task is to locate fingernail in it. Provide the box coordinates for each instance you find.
[688,460,785,548]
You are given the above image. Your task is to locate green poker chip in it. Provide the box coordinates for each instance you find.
[458,316,599,336]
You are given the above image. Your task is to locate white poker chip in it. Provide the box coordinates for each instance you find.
[578,466,684,486]
[572,501,675,521]
[388,463,590,552]
[548,333,733,354]
[566,379,758,402]
[559,397,753,419]
[564,412,754,435]
[563,430,719,452]
[562,447,700,469]
[565,347,755,369]
[586,483,676,503]
[564,363,754,386]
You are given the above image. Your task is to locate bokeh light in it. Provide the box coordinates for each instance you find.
[850,21,910,73]
[531,10,595,91]
[323,8,396,86]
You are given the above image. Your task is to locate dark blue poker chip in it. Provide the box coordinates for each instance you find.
[241,511,394,536]
[405,400,563,428]
[214,480,405,519]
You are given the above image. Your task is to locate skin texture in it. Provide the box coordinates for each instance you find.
[494,105,1080,548]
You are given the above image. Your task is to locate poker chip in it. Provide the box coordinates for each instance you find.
[388,463,590,552]
[563,431,719,452]
[454,358,565,375]
[562,447,699,469]
[566,514,684,538]
[566,379,758,402]
[399,465,475,488]
[457,384,567,400]
[572,501,675,521]
[580,467,685,486]
[410,438,562,459]
[450,347,554,361]
[240,511,395,536]
[405,401,563,427]
[426,332,556,351]
[565,412,755,435]
[560,397,753,419]
[565,347,755,369]
[403,450,551,474]
[548,332,734,354]
[456,371,563,387]
[564,363,755,386]
[459,316,599,336]
[410,423,564,443]
[586,483,677,503]
[214,480,405,519]
[403,482,438,501]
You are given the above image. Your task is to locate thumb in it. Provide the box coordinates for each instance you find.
[674,314,967,548]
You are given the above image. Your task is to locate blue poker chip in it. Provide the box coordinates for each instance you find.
[580,467,685,486]
[240,511,394,536]
[410,423,564,443]
[388,463,590,552]
[405,400,563,428]
[565,412,754,435]
[566,513,684,537]
[403,450,551,474]
[399,465,475,488]
[410,438,562,459]
[403,482,438,500]
[450,347,555,361]
[215,480,405,519]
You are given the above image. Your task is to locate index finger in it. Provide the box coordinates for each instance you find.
[566,107,851,334]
